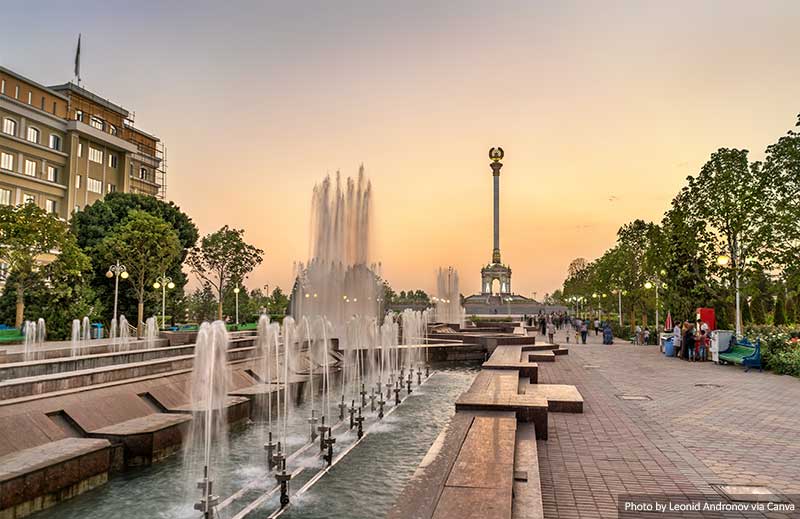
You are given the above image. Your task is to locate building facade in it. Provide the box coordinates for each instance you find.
[0,66,164,220]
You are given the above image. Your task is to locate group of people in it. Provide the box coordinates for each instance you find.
[525,312,614,345]
[670,320,710,361]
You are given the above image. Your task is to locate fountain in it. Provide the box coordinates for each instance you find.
[118,315,131,352]
[22,320,36,362]
[435,266,463,325]
[291,169,383,340]
[82,316,91,343]
[36,318,46,348]
[186,321,231,519]
[70,319,81,357]
[145,316,157,347]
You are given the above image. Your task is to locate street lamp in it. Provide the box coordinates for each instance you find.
[233,286,241,325]
[717,254,741,337]
[645,270,667,333]
[106,261,128,322]
[152,274,175,329]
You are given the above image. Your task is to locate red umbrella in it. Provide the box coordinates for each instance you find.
[664,311,673,332]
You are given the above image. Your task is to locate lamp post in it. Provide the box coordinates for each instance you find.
[233,286,241,325]
[612,289,625,326]
[152,274,175,329]
[106,261,128,322]
[717,254,741,337]
[592,293,599,320]
[644,270,667,332]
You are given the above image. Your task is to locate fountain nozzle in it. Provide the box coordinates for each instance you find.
[308,410,318,443]
[264,431,276,471]
[355,407,365,439]
[194,465,219,519]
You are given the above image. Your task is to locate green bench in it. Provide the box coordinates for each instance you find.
[718,338,761,372]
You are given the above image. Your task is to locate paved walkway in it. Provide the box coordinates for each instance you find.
[535,332,800,518]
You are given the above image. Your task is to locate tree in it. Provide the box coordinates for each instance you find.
[72,193,198,326]
[688,148,778,333]
[0,203,90,328]
[95,210,181,336]
[187,226,264,320]
[774,294,787,326]
[186,286,219,323]
[269,286,290,315]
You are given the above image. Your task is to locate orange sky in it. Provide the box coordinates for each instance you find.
[3,1,799,297]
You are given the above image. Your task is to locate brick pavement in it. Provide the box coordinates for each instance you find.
[535,333,800,518]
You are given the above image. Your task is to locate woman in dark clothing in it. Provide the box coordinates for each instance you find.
[683,325,696,361]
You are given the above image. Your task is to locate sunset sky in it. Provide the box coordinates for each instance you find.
[2,1,799,298]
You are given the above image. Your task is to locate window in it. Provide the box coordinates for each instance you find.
[107,183,116,194]
[108,154,118,168]
[75,110,83,122]
[87,177,102,194]
[46,165,58,182]
[52,101,57,114]
[76,175,81,189]
[49,134,61,151]
[23,193,35,204]
[0,79,4,94]
[0,152,12,171]
[89,116,104,131]
[0,189,10,206]
[24,159,36,177]
[139,167,148,180]
[2,118,17,136]
[27,91,32,104]
[26,127,40,144]
[88,147,103,163]
[78,143,83,157]
[45,199,57,214]
[109,124,117,136]
[14,85,19,99]
[40,97,45,110]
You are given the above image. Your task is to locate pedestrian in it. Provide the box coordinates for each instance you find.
[547,320,555,344]
[603,323,614,345]
[634,324,642,345]
[594,318,600,336]
[697,329,709,362]
[580,320,588,344]
[672,322,682,358]
[643,327,650,345]
[684,324,696,361]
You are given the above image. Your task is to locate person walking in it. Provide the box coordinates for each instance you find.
[683,324,696,361]
[672,322,682,358]
[547,320,555,344]
[580,320,588,344]
[634,324,642,345]
[594,318,601,336]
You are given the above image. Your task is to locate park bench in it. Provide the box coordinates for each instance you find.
[718,338,761,372]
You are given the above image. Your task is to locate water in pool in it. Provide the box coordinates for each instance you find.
[34,364,478,519]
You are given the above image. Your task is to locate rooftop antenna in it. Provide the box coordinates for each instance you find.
[74,34,81,87]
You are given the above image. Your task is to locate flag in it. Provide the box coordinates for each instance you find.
[664,311,673,332]
[74,34,81,82]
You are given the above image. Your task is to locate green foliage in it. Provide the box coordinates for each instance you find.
[774,295,787,326]
[560,114,800,333]
[187,226,263,320]
[0,203,92,327]
[95,210,182,329]
[71,193,198,326]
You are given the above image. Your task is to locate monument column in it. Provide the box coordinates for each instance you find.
[489,147,504,264]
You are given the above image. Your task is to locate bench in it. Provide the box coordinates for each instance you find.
[718,338,761,372]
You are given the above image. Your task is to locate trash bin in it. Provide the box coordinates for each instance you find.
[663,337,675,357]
[91,323,103,339]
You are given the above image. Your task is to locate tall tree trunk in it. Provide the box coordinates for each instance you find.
[217,285,224,321]
[14,285,24,329]
[137,300,144,338]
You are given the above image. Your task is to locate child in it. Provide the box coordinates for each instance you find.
[697,330,709,362]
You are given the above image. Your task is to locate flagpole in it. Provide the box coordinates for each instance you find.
[74,34,81,86]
